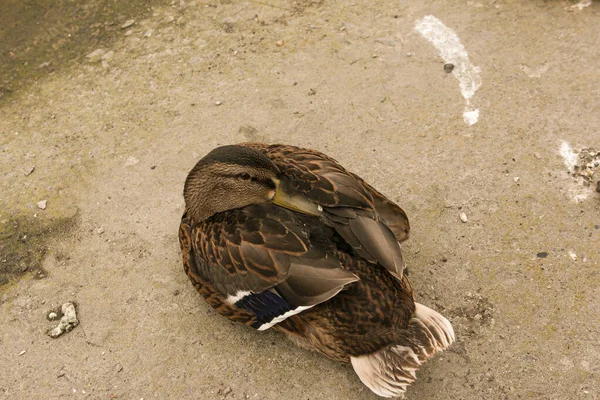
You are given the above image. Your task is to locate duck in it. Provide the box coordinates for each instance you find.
[178,143,454,398]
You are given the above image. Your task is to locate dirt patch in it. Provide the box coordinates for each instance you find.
[571,148,600,188]
[0,0,170,102]
[0,214,77,286]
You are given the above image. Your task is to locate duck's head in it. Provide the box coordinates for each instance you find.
[184,145,321,222]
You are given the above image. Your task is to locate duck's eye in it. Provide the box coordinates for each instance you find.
[240,173,251,180]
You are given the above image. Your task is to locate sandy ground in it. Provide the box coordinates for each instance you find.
[1,0,599,399]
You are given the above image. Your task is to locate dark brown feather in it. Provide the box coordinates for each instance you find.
[244,143,407,278]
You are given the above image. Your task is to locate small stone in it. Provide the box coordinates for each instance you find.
[86,49,105,63]
[124,156,139,167]
[144,29,153,38]
[48,312,58,320]
[459,212,468,223]
[37,200,47,210]
[536,252,549,258]
[96,227,105,235]
[101,50,115,61]
[47,302,79,338]
[121,19,135,29]
[24,166,35,176]
[125,29,134,36]
[215,100,223,106]
[19,350,27,356]
[308,88,317,96]
[568,250,577,261]
[406,52,412,57]
[115,363,124,373]
[276,40,284,46]
[534,152,542,159]
[223,387,232,395]
[513,177,520,183]
[444,63,455,73]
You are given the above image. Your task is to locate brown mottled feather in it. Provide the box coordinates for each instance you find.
[243,143,407,278]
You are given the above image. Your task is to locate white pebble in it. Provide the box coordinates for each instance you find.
[37,200,47,210]
[459,212,468,223]
[215,100,223,106]
[48,312,58,319]
[513,177,520,183]
[124,156,139,167]
[568,250,577,261]
[121,19,135,29]
[47,302,79,338]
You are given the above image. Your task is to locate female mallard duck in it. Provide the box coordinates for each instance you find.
[179,143,454,398]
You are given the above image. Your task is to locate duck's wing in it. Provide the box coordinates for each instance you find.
[349,173,410,243]
[255,144,409,279]
[180,204,358,330]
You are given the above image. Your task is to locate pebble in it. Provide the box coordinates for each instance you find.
[48,312,58,320]
[144,29,153,38]
[37,200,47,210]
[215,100,223,106]
[124,156,139,167]
[568,250,577,261]
[101,51,115,61]
[96,227,105,235]
[85,49,105,63]
[19,350,27,356]
[121,19,135,29]
[536,252,549,258]
[24,166,35,176]
[125,29,134,37]
[444,63,455,73]
[276,40,284,46]
[47,302,79,338]
[513,177,520,183]
[459,212,468,223]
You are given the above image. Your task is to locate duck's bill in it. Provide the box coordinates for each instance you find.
[272,180,323,216]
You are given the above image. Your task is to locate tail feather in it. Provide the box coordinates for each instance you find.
[350,303,455,398]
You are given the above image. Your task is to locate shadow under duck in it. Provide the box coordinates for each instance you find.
[179,143,454,398]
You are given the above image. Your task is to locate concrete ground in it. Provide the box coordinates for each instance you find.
[1,0,599,399]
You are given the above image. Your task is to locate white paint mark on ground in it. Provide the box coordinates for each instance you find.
[558,141,600,202]
[414,15,482,126]
[463,109,480,126]
[559,141,578,171]
[571,0,592,10]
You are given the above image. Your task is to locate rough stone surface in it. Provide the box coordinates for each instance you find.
[0,1,599,399]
